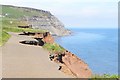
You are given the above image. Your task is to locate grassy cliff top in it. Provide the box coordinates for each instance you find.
[0,5,49,46]
[1,5,51,19]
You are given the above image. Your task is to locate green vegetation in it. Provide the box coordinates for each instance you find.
[0,5,47,46]
[0,25,46,46]
[2,5,48,19]
[43,43,65,53]
[3,27,46,33]
[0,30,11,46]
[0,19,46,46]
[1,5,119,79]
[90,74,119,80]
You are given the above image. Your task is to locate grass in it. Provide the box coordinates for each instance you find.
[0,26,46,46]
[3,27,46,33]
[0,27,46,46]
[0,15,46,46]
[2,5,47,19]
[43,43,120,79]
[90,74,119,80]
[0,18,46,46]
[43,43,65,53]
[0,5,51,46]
[0,30,11,46]
[0,19,46,46]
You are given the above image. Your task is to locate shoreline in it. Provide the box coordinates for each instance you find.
[53,30,93,77]
[40,32,92,78]
[1,4,118,78]
[14,31,92,78]
[53,46,92,78]
[55,28,118,75]
[2,31,119,78]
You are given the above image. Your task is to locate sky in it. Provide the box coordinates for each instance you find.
[0,0,119,28]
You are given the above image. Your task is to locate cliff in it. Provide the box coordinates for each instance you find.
[2,5,92,77]
[31,32,92,78]
[62,51,92,78]
[42,32,92,78]
[1,5,71,36]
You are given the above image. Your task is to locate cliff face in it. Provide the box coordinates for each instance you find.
[62,51,92,78]
[2,5,71,36]
[19,31,92,78]
[41,33,92,77]
[27,14,70,36]
[39,32,92,77]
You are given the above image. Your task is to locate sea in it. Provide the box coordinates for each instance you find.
[55,28,118,75]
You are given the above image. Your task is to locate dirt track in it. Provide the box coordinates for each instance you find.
[2,32,72,78]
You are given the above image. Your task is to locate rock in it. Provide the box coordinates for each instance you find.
[2,5,71,36]
[42,32,54,44]
[27,15,71,36]
[51,50,92,78]
[62,51,92,78]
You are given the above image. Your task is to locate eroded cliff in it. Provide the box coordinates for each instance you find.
[39,32,92,78]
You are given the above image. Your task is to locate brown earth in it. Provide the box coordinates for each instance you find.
[34,32,92,78]
[42,32,54,44]
[62,51,92,78]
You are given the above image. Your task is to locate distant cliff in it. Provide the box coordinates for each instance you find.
[1,5,71,36]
